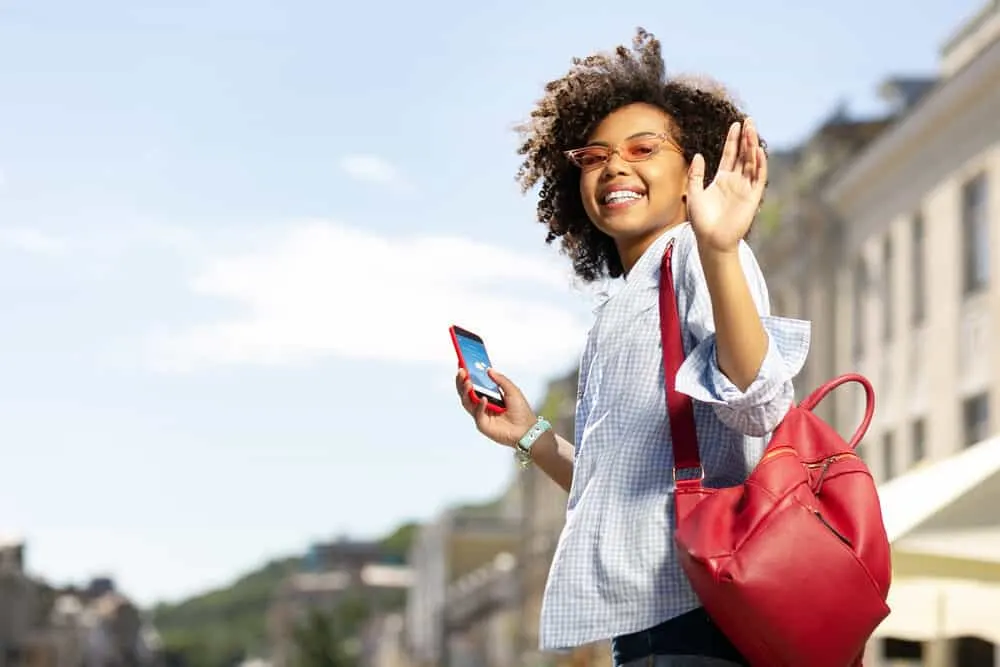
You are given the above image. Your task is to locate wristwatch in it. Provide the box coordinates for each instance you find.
[514,417,552,470]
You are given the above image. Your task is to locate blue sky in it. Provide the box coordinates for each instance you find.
[0,0,983,605]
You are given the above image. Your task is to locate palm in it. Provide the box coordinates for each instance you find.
[478,400,535,445]
[687,119,768,253]
[455,368,537,448]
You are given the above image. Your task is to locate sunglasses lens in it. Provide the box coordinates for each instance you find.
[572,149,607,168]
[622,138,661,160]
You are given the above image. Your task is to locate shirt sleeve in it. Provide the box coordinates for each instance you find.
[672,237,811,436]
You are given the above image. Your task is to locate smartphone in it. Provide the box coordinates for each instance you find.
[449,325,506,413]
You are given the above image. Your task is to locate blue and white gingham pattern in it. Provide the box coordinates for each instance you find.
[538,223,811,651]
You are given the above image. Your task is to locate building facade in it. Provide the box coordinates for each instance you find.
[267,550,412,667]
[823,6,1000,665]
[363,612,410,667]
[405,494,520,667]
[757,2,1000,665]
[752,106,893,419]
[824,0,1000,485]
[0,540,160,667]
[513,370,611,667]
[514,371,574,667]
[442,552,518,667]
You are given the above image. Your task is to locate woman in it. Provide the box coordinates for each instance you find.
[454,29,809,667]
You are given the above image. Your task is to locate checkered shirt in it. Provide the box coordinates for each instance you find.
[538,223,811,650]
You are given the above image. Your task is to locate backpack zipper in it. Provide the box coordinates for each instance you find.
[758,446,858,468]
[756,447,859,547]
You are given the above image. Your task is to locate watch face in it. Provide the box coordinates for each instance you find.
[518,419,549,450]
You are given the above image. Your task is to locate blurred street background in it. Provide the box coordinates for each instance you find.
[2,1,1000,666]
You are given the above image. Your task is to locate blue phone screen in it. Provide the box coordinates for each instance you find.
[456,333,501,399]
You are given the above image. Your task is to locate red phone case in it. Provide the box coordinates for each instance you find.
[449,325,506,414]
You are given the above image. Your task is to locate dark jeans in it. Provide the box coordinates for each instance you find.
[611,607,750,667]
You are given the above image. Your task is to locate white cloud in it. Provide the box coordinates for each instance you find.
[0,227,70,256]
[148,220,593,375]
[338,155,409,190]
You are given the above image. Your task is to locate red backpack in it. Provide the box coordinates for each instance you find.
[659,241,892,667]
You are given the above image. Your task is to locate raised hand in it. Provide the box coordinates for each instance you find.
[686,119,768,254]
[455,368,538,448]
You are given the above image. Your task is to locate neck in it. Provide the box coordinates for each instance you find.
[617,221,685,277]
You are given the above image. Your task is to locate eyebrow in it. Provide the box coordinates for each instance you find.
[585,130,659,147]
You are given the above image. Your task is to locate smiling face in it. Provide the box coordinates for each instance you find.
[575,103,690,273]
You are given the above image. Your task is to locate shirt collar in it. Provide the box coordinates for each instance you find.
[623,222,690,286]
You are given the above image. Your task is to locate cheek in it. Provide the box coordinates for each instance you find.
[643,161,687,202]
[580,173,601,214]
[579,172,598,200]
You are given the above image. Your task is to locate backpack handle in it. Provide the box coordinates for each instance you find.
[798,373,875,450]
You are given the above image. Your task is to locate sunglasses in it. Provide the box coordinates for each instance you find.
[564,133,682,171]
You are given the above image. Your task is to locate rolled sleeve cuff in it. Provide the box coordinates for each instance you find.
[674,315,811,409]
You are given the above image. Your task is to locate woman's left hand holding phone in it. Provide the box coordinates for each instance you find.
[455,368,538,448]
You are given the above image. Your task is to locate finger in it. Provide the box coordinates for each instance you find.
[459,380,478,414]
[754,145,768,191]
[741,119,757,178]
[474,392,489,426]
[456,370,475,407]
[487,369,519,397]
[719,122,740,172]
[687,153,706,196]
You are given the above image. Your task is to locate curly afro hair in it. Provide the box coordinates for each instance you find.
[516,28,767,282]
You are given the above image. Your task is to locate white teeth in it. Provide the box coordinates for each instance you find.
[604,190,643,204]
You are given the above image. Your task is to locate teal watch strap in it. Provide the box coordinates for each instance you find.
[514,417,552,469]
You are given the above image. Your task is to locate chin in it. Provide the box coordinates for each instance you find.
[594,213,661,242]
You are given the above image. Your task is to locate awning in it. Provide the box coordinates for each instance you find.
[872,436,1000,642]
[873,578,1000,644]
[879,435,1000,546]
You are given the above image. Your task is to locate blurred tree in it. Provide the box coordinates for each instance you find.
[291,608,359,667]
[153,518,418,667]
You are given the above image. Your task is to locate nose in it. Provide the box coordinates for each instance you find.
[600,151,632,180]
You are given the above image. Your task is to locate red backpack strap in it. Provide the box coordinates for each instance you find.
[659,240,702,475]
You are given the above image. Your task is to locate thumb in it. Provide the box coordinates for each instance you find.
[488,369,520,397]
[687,153,706,196]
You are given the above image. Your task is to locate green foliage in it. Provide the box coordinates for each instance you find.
[291,609,350,667]
[288,597,373,667]
[453,497,502,517]
[539,387,565,421]
[152,523,419,667]
[757,198,784,236]
[379,522,419,562]
[152,556,300,667]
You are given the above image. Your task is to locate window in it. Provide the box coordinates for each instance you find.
[911,419,926,464]
[962,173,989,295]
[883,638,923,661]
[911,213,926,325]
[882,237,893,341]
[957,638,996,665]
[963,393,990,448]
[852,258,868,360]
[882,432,895,481]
